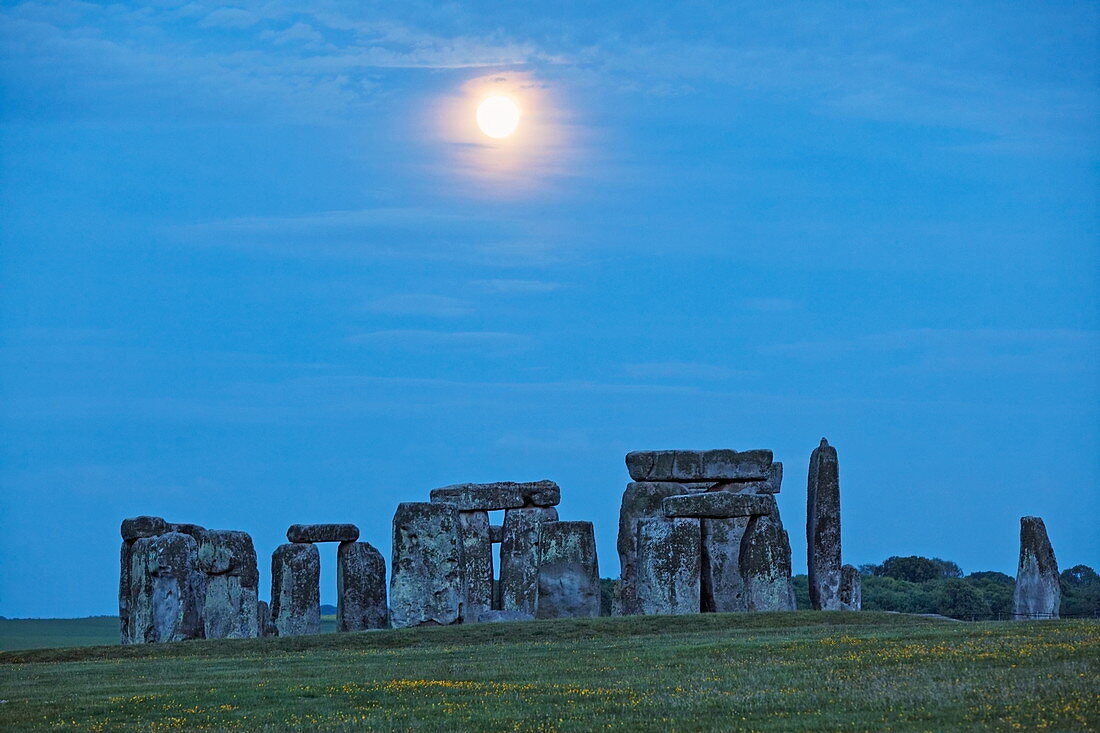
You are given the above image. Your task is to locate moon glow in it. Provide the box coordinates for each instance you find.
[476,96,520,138]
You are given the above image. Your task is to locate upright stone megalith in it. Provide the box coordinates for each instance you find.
[635,517,701,615]
[807,438,842,610]
[337,541,388,631]
[457,511,494,622]
[271,542,321,636]
[739,514,796,612]
[120,515,170,643]
[839,565,862,611]
[198,530,260,639]
[128,531,206,644]
[500,506,558,615]
[1013,516,1060,620]
[536,521,600,619]
[390,502,467,628]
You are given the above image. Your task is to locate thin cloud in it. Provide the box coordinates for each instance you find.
[364,294,472,317]
[471,279,564,294]
[345,330,534,351]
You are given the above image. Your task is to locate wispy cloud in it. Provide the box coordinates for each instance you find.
[345,329,533,351]
[365,294,472,317]
[471,279,564,294]
[622,362,745,381]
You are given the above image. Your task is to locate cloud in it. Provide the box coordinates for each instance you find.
[260,22,323,46]
[622,362,744,381]
[364,294,472,317]
[345,330,533,351]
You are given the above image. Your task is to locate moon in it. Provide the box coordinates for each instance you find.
[476,96,520,139]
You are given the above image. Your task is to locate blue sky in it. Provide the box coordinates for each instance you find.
[1,1,1097,617]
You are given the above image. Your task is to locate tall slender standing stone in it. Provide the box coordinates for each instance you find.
[635,517,701,615]
[119,515,170,644]
[337,541,388,631]
[807,438,842,610]
[198,530,260,639]
[128,532,206,643]
[740,513,796,612]
[390,502,467,628]
[271,543,321,636]
[700,517,750,613]
[839,565,862,611]
[500,506,558,615]
[536,521,600,619]
[1013,516,1061,620]
[457,511,494,621]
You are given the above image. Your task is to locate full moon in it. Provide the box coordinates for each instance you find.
[476,96,520,139]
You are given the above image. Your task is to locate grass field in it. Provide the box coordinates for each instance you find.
[1,612,1096,731]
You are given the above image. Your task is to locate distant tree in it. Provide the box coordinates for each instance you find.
[600,578,616,616]
[790,575,811,610]
[861,576,937,614]
[876,556,960,583]
[1061,565,1099,588]
[857,563,881,577]
[1060,565,1100,618]
[967,571,1014,585]
[935,579,990,620]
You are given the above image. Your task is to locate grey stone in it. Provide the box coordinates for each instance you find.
[713,462,783,495]
[807,438,842,611]
[119,541,133,644]
[198,530,259,639]
[840,565,862,611]
[489,525,504,543]
[430,480,561,510]
[477,610,534,623]
[617,481,711,615]
[257,600,275,637]
[271,543,320,636]
[337,541,388,631]
[626,449,772,482]
[700,517,750,613]
[197,530,259,586]
[536,521,600,619]
[663,492,776,518]
[121,516,168,541]
[635,517,701,615]
[1013,516,1060,620]
[169,523,207,540]
[128,532,205,643]
[740,514,795,612]
[500,506,558,615]
[457,511,494,622]
[286,523,359,543]
[390,502,466,628]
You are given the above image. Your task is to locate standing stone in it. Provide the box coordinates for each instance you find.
[390,502,467,628]
[120,541,134,644]
[337,541,388,631]
[271,543,320,636]
[500,506,559,615]
[635,517,701,615]
[807,438,842,610]
[536,521,600,619]
[1013,516,1061,620]
[700,517,751,613]
[840,565,862,611]
[198,530,260,639]
[457,511,494,622]
[740,514,795,612]
[257,600,276,637]
[128,532,206,643]
[617,481,710,615]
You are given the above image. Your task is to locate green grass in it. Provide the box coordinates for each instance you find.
[1,612,1096,731]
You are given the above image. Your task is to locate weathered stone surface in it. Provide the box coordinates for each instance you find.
[257,600,276,637]
[617,481,711,615]
[457,511,494,622]
[840,564,862,611]
[1013,516,1060,620]
[390,502,466,628]
[430,480,561,510]
[119,541,134,643]
[740,514,795,612]
[626,450,772,482]
[489,525,504,543]
[807,438,842,611]
[286,523,359,543]
[128,532,205,643]
[635,517,701,615]
[713,462,783,495]
[271,543,320,636]
[700,517,750,613]
[121,516,168,541]
[477,610,534,623]
[337,541,388,631]
[536,521,600,619]
[663,492,776,518]
[169,523,207,540]
[500,506,558,615]
[199,530,260,639]
[198,530,259,586]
